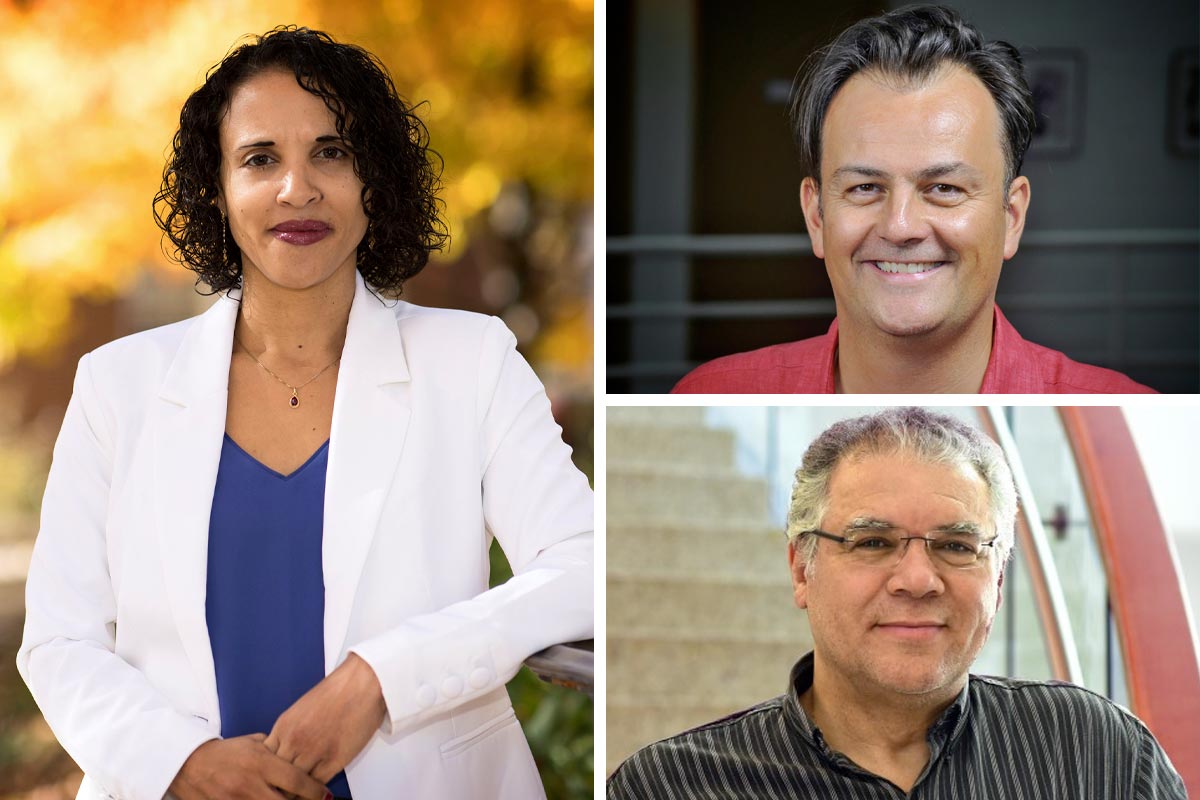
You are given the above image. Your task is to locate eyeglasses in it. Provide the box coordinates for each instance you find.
[801,529,997,569]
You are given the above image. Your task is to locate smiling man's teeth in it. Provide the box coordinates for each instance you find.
[875,261,941,274]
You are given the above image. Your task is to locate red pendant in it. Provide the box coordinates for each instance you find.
[289,394,299,408]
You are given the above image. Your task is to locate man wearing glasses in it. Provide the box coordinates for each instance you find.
[607,408,1184,799]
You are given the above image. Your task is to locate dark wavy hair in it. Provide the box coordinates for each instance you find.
[789,5,1034,191]
[154,26,448,295]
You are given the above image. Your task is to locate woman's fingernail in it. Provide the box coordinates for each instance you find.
[324,792,333,800]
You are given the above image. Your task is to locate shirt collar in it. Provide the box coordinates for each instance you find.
[978,305,1043,393]
[819,319,839,393]
[783,651,972,760]
[826,306,1032,393]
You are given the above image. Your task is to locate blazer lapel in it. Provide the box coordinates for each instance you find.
[152,290,238,720]
[322,275,412,669]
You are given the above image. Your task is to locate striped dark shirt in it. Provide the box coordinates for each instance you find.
[608,652,1186,799]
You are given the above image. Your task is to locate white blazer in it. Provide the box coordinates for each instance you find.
[18,273,594,800]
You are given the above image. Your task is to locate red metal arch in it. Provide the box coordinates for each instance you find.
[1060,406,1200,794]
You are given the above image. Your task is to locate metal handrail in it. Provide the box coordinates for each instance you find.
[524,639,593,696]
[607,349,1198,381]
[606,292,1198,320]
[979,408,1083,685]
[607,228,1199,255]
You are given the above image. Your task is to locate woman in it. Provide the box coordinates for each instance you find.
[17,26,593,800]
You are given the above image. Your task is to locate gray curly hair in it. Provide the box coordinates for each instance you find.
[786,407,1017,569]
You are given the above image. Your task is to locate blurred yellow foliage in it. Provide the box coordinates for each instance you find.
[0,0,592,366]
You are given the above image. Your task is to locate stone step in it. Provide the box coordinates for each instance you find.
[608,634,809,703]
[607,420,736,472]
[607,467,771,527]
[607,574,802,637]
[606,406,708,428]
[607,523,788,579]
[604,405,795,778]
[606,461,745,482]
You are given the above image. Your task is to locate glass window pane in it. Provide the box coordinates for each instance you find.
[1007,407,1127,702]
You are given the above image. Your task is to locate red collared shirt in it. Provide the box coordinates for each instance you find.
[671,306,1156,394]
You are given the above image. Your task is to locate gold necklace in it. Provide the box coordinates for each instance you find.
[234,338,341,409]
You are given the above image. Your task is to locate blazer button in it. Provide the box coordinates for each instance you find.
[441,675,464,697]
[416,684,437,708]
[468,667,491,689]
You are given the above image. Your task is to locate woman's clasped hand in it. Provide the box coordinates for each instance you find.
[168,734,329,800]
[263,653,387,784]
[170,654,384,798]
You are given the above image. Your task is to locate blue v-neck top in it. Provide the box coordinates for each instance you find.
[206,434,351,798]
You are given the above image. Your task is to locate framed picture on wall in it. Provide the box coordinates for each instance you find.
[1023,49,1086,158]
[1168,48,1198,156]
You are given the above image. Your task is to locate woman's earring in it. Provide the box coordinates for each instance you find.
[221,216,228,265]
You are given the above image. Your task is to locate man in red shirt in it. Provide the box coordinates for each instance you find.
[673,7,1153,394]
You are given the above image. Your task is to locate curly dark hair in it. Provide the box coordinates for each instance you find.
[154,25,448,295]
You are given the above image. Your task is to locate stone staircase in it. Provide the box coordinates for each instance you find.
[606,407,813,774]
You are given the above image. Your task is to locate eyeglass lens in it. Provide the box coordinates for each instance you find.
[843,532,985,567]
